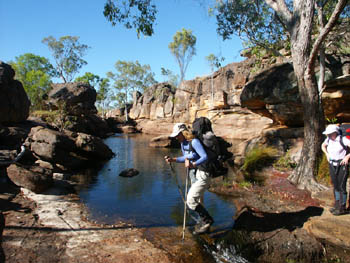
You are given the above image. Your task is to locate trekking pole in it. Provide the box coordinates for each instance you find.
[169,163,201,226]
[182,166,189,241]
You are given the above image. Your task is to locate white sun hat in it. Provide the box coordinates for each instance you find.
[170,123,187,137]
[323,124,339,135]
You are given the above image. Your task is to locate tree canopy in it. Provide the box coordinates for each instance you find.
[103,0,157,37]
[168,28,197,84]
[42,35,90,83]
[9,53,56,110]
[107,60,157,121]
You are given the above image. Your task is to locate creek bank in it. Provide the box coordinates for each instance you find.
[1,179,211,263]
[207,168,350,262]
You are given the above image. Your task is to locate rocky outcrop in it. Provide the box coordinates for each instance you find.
[240,63,302,127]
[7,163,53,193]
[0,62,30,123]
[129,59,273,140]
[26,126,114,171]
[47,82,97,115]
[322,74,350,123]
[45,82,112,137]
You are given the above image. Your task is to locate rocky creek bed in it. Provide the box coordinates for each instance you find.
[2,169,350,263]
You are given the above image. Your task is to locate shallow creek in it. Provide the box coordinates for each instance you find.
[78,134,248,262]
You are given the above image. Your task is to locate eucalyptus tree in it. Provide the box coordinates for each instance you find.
[169,28,197,84]
[215,0,349,191]
[107,60,157,121]
[102,0,350,191]
[75,72,101,87]
[205,53,225,105]
[9,53,56,110]
[96,78,112,117]
[160,67,179,88]
[42,35,90,83]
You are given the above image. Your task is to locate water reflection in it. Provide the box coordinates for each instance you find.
[78,134,236,227]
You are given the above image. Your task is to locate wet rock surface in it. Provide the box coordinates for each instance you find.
[208,169,350,262]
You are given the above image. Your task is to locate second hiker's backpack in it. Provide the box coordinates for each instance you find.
[191,117,233,177]
[339,123,350,153]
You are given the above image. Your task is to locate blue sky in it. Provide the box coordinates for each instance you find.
[1,0,244,83]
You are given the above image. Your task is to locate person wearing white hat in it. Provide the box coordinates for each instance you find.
[321,124,350,215]
[164,123,214,234]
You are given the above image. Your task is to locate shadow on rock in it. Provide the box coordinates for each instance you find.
[234,206,323,232]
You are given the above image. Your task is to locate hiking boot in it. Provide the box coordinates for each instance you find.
[332,203,347,216]
[193,204,214,234]
[192,220,213,235]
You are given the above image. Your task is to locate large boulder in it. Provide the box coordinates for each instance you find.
[47,82,97,116]
[0,62,30,123]
[7,163,53,193]
[240,63,303,127]
[27,126,114,170]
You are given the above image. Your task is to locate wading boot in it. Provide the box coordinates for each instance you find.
[332,202,347,216]
[192,204,214,235]
[329,200,338,214]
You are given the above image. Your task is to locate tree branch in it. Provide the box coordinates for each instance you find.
[308,0,348,72]
[265,0,293,26]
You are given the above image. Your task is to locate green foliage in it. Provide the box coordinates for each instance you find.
[273,150,297,171]
[107,60,156,120]
[160,67,179,88]
[31,106,74,132]
[42,35,90,83]
[215,0,287,54]
[75,72,101,87]
[168,28,196,83]
[237,180,252,188]
[326,117,338,124]
[75,72,113,117]
[316,154,331,186]
[205,53,225,72]
[103,0,157,37]
[242,146,278,184]
[9,53,55,111]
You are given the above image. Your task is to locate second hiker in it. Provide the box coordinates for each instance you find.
[321,124,350,215]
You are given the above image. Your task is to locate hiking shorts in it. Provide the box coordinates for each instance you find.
[186,169,211,210]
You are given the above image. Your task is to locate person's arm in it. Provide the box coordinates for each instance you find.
[186,138,208,168]
[321,138,329,162]
[164,143,186,163]
[341,138,350,165]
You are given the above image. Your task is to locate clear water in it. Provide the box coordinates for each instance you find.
[78,134,236,228]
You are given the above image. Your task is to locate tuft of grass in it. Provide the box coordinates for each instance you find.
[237,181,252,188]
[241,146,278,185]
[273,150,296,171]
[242,146,278,174]
[316,154,331,186]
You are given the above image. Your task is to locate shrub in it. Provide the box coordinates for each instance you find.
[273,150,296,171]
[241,146,278,184]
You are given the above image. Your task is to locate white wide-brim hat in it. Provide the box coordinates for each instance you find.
[170,123,187,137]
[323,124,339,135]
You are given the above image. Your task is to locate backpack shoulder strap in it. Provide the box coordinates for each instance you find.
[340,136,350,154]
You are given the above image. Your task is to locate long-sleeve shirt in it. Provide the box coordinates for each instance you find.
[175,138,208,166]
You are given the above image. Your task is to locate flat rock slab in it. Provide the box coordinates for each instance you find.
[304,212,350,248]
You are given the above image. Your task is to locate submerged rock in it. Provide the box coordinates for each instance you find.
[119,168,139,177]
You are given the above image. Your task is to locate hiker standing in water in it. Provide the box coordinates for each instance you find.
[164,123,214,234]
[321,124,350,215]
